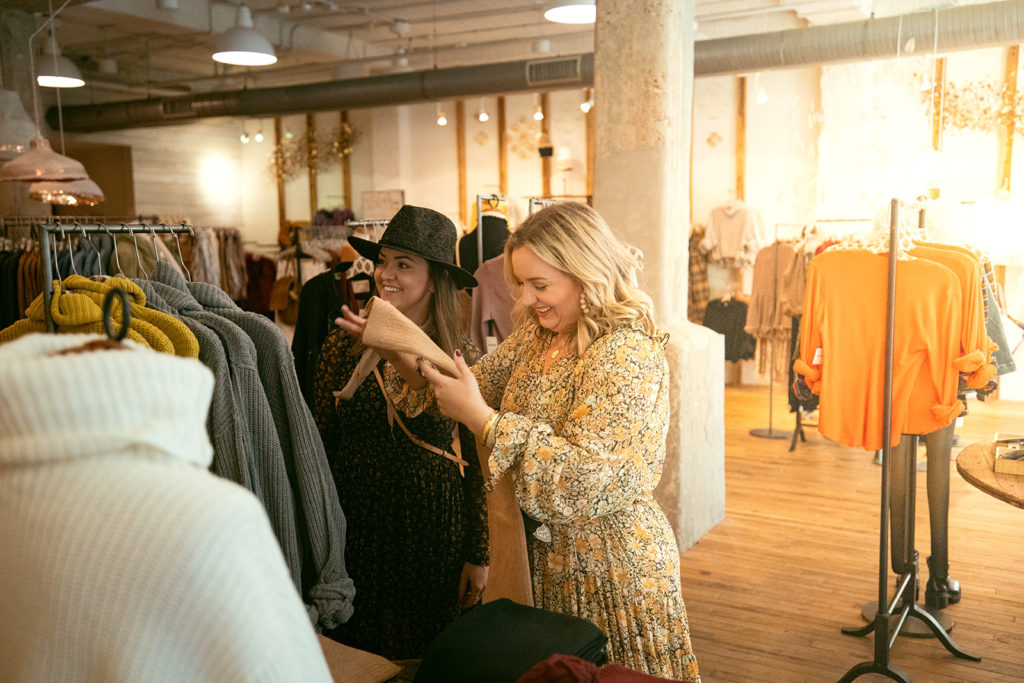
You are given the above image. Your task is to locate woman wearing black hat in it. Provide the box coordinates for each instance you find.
[312,205,489,660]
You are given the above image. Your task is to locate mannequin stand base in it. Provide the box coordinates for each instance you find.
[860,600,954,636]
[749,427,789,440]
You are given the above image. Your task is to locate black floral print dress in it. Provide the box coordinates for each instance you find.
[313,330,488,659]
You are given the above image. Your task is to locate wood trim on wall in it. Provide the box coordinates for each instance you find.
[999,48,1018,192]
[586,97,594,199]
[541,92,551,197]
[457,99,467,225]
[931,57,947,153]
[341,110,352,210]
[274,115,286,244]
[306,113,318,218]
[736,76,746,201]
[498,96,508,196]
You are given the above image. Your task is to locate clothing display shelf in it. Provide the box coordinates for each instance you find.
[837,201,979,683]
[475,194,507,267]
[35,220,194,333]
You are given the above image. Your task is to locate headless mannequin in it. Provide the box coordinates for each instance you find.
[458,214,510,278]
[888,422,960,609]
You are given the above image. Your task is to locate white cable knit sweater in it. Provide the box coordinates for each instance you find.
[0,334,331,682]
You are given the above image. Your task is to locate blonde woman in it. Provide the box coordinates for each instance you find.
[414,203,700,680]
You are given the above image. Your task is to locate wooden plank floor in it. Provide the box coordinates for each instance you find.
[678,385,1024,682]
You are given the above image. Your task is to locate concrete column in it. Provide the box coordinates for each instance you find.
[593,0,725,550]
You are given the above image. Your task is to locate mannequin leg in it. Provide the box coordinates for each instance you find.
[923,422,961,609]
[888,434,915,575]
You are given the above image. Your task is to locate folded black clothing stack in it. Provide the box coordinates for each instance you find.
[414,598,608,683]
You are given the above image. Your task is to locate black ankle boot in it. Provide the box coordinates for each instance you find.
[925,555,961,609]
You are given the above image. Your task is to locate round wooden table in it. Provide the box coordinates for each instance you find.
[956,441,1024,510]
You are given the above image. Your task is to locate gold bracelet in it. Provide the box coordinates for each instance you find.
[480,410,499,445]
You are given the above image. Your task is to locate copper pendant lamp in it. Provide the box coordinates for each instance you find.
[29,176,104,206]
[0,136,88,182]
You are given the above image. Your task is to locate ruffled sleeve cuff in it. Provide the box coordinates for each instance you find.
[986,336,1000,360]
[485,412,530,491]
[952,349,985,375]
[793,358,823,394]
[966,361,997,390]
[931,399,965,426]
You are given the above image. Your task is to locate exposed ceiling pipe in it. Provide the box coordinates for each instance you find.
[52,0,1024,132]
[696,0,1024,76]
[53,55,594,132]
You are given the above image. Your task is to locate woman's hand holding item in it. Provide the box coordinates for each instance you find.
[419,350,494,436]
[458,562,489,609]
[335,305,425,388]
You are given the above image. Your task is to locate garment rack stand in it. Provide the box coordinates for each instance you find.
[750,223,789,440]
[837,199,979,682]
[36,221,194,334]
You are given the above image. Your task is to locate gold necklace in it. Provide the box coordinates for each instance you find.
[549,337,568,359]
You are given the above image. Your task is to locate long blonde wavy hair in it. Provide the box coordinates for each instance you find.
[503,202,656,356]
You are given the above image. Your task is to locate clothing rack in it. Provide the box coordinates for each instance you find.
[36,221,194,334]
[347,219,388,242]
[838,200,979,682]
[749,224,794,441]
[528,197,559,215]
[476,194,506,267]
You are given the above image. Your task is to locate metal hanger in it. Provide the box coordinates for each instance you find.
[123,223,149,279]
[76,222,102,274]
[147,223,163,264]
[101,222,126,277]
[171,222,193,282]
[56,221,77,276]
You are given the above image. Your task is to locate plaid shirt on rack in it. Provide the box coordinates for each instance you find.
[689,227,710,324]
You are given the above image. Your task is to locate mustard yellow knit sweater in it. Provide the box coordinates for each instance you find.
[0,276,199,358]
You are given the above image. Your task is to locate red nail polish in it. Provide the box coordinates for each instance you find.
[455,349,462,358]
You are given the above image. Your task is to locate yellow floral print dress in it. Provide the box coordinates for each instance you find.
[401,320,700,680]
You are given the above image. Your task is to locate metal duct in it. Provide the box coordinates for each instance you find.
[52,55,594,132]
[52,0,1024,132]
[696,0,1024,76]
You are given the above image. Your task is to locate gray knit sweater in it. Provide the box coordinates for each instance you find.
[187,271,356,629]
[148,263,303,607]
[135,280,251,487]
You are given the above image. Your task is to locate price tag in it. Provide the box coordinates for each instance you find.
[485,335,498,354]
[812,347,823,365]
[351,279,370,294]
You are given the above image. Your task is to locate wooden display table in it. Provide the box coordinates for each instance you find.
[956,441,1024,510]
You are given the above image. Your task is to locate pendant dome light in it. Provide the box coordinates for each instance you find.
[29,176,104,206]
[213,5,278,67]
[36,34,84,88]
[0,90,37,159]
[0,136,88,182]
[0,7,92,184]
[544,0,595,25]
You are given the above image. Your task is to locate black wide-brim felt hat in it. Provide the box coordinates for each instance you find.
[349,205,478,289]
